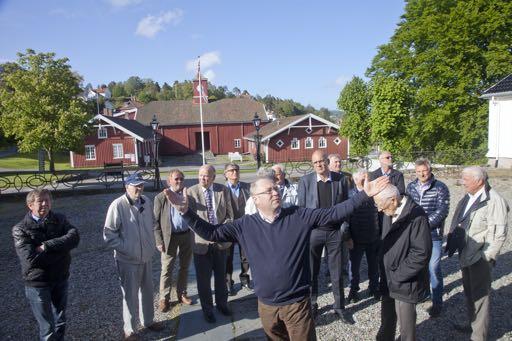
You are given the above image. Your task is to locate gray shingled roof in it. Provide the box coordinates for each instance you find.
[100,115,154,140]
[136,97,268,126]
[482,74,512,96]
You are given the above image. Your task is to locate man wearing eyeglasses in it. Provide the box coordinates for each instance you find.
[224,163,252,295]
[154,169,194,313]
[104,172,164,340]
[163,173,388,340]
[298,150,353,324]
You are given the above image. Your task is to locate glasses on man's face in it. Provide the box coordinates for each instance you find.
[226,169,239,173]
[254,186,280,196]
[172,177,184,181]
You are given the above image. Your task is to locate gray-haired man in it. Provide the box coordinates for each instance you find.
[447,167,508,341]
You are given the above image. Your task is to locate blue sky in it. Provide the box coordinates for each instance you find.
[0,0,405,110]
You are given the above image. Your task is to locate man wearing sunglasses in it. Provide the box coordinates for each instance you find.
[370,151,405,195]
[163,173,388,340]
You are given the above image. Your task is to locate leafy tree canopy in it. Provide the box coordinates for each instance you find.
[0,49,93,171]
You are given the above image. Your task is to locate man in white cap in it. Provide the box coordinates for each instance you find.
[104,172,163,340]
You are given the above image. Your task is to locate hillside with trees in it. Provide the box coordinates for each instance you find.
[89,77,336,122]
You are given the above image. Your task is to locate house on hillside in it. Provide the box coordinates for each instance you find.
[244,113,348,163]
[481,74,512,168]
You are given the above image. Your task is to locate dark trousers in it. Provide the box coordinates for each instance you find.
[310,228,344,309]
[194,246,228,314]
[258,297,317,341]
[226,242,250,285]
[349,240,379,293]
[462,257,492,341]
[25,280,68,341]
[377,295,417,341]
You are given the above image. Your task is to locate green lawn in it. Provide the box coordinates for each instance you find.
[0,153,72,170]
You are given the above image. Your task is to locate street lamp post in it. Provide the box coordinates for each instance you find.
[150,114,161,190]
[252,113,262,169]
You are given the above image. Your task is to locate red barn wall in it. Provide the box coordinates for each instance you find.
[159,122,260,156]
[72,126,137,168]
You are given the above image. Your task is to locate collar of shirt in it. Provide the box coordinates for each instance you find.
[381,168,392,176]
[258,209,281,223]
[202,185,214,194]
[468,186,486,202]
[31,213,42,222]
[316,173,332,183]
[226,181,240,196]
[392,196,408,224]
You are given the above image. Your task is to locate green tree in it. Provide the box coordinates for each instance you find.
[367,0,512,160]
[0,49,92,172]
[337,76,372,156]
[369,77,412,153]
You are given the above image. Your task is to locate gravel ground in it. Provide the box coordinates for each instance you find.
[0,173,511,340]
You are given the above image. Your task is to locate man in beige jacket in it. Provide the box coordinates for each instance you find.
[187,165,234,323]
[447,166,509,341]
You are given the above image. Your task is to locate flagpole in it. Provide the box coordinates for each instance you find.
[198,57,206,165]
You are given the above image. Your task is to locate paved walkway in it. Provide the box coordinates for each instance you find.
[176,247,265,340]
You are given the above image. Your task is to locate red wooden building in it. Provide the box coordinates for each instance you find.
[71,76,348,167]
[70,115,154,168]
[244,113,348,162]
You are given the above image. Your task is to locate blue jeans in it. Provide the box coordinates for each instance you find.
[25,280,68,341]
[430,240,443,306]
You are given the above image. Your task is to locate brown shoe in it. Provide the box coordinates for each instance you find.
[146,321,165,332]
[123,332,139,341]
[158,299,169,312]
[179,293,193,305]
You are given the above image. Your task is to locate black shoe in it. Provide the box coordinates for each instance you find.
[452,322,472,334]
[241,281,253,290]
[334,308,355,325]
[427,304,442,318]
[227,284,237,296]
[347,290,360,303]
[216,305,232,316]
[311,303,318,319]
[369,290,381,301]
[203,311,216,323]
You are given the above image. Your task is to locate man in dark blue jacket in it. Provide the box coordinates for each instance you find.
[406,158,450,317]
[12,189,80,341]
[164,175,389,340]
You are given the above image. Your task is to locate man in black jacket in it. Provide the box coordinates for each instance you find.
[374,185,432,341]
[12,189,80,341]
[298,150,352,324]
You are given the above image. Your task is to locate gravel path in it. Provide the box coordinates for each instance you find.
[0,174,511,340]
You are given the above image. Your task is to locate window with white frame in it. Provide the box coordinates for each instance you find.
[291,138,300,150]
[85,145,96,160]
[275,139,284,148]
[234,139,241,148]
[333,137,342,145]
[98,127,108,139]
[113,144,124,159]
[318,137,327,148]
[305,127,313,134]
[305,137,313,149]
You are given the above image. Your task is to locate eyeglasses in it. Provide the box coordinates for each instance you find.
[226,169,240,173]
[254,186,280,196]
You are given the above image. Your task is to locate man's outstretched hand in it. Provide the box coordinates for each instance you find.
[363,175,389,197]
[163,187,189,213]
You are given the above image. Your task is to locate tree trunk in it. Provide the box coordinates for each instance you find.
[46,149,55,173]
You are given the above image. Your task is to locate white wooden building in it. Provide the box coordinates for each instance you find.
[481,74,512,168]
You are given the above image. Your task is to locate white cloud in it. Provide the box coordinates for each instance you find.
[203,69,216,81]
[335,75,351,86]
[108,0,143,7]
[135,9,184,38]
[186,51,221,71]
